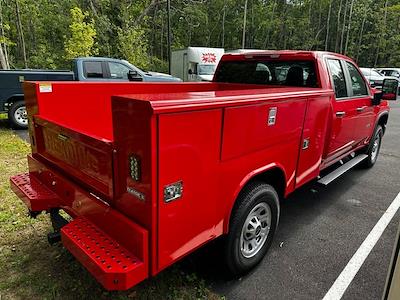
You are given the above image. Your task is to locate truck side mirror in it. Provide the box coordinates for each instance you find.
[372,91,383,105]
[128,70,143,82]
[381,78,398,101]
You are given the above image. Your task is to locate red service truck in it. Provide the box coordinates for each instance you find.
[9,51,398,290]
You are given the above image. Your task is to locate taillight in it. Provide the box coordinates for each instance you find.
[129,155,141,182]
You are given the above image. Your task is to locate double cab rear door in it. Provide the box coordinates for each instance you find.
[325,56,375,163]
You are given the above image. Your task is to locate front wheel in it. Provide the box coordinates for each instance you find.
[361,125,383,168]
[224,182,279,276]
[8,101,28,129]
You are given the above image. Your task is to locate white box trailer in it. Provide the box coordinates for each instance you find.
[171,47,224,82]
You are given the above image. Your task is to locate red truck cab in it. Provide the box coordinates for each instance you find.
[9,51,394,290]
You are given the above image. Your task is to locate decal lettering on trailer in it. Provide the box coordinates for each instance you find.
[43,129,100,173]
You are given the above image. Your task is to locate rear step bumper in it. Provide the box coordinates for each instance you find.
[10,166,149,290]
[10,173,59,212]
[62,217,147,290]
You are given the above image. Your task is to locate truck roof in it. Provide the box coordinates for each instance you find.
[221,50,350,61]
[115,86,333,114]
[73,56,130,64]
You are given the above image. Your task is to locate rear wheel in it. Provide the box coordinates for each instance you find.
[361,125,383,168]
[224,182,279,276]
[8,101,28,129]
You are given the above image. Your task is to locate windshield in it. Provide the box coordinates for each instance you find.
[198,64,216,75]
[362,69,383,77]
[371,70,383,77]
[215,60,317,87]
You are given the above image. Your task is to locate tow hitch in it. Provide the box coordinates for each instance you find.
[47,209,69,245]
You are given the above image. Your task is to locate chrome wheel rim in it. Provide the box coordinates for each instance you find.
[14,106,28,126]
[240,202,271,258]
[371,134,380,163]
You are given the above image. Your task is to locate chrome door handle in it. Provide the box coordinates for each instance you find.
[356,106,366,112]
[336,111,346,117]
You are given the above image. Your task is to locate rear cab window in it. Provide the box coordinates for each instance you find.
[83,61,104,78]
[214,59,318,87]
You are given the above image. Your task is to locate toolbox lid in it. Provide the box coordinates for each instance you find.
[113,87,333,114]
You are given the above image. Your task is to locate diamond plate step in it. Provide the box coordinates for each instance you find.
[61,217,147,290]
[10,173,59,211]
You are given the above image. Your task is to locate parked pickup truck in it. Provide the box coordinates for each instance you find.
[0,57,181,129]
[9,51,398,290]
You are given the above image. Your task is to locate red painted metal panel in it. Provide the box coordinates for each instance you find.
[353,97,376,145]
[23,81,219,141]
[217,99,307,232]
[157,109,223,271]
[33,116,114,200]
[11,157,149,291]
[61,217,147,291]
[22,81,265,141]
[119,88,332,114]
[326,97,361,159]
[111,97,159,276]
[221,99,307,161]
[10,173,59,211]
[295,95,331,188]
[11,51,390,290]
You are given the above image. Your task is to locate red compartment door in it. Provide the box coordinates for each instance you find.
[157,109,223,271]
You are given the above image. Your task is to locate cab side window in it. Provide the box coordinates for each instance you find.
[327,59,347,99]
[346,62,368,96]
[109,62,131,79]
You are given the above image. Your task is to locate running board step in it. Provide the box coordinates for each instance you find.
[318,154,368,186]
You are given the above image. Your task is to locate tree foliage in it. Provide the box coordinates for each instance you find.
[0,0,399,71]
[64,7,97,60]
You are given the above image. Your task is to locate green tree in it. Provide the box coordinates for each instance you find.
[64,7,97,60]
[117,26,150,70]
[1,0,399,71]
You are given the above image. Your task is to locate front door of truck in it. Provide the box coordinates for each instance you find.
[325,58,359,160]
[343,61,375,144]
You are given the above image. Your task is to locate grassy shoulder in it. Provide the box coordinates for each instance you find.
[0,126,221,300]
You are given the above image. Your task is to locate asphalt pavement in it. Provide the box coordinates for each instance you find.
[208,101,400,299]
[1,102,399,300]
[178,101,400,300]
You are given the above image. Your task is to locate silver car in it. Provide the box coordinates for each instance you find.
[360,67,385,88]
[375,68,400,79]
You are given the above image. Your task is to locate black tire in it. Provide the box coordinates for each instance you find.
[8,100,28,129]
[360,125,383,168]
[224,181,280,276]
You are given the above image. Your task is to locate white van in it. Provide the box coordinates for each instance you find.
[171,47,224,82]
